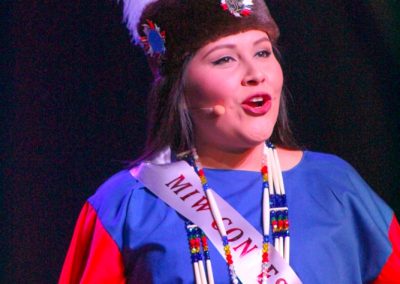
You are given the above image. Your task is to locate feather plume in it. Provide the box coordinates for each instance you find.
[121,0,159,42]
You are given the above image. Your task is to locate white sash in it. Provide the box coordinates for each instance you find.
[131,149,302,284]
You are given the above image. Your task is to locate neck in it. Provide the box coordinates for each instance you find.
[194,142,265,171]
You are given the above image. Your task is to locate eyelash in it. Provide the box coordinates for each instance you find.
[212,49,272,65]
[212,56,233,65]
[256,49,272,57]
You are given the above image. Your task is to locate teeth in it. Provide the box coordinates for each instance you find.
[250,97,264,102]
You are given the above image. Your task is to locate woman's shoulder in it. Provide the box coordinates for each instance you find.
[286,149,393,218]
[282,149,370,198]
[281,148,355,175]
[88,169,144,210]
[303,150,353,167]
[277,147,353,174]
[289,150,393,214]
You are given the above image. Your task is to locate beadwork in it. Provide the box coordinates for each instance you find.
[140,20,166,56]
[220,0,253,17]
[186,221,214,284]
[186,142,290,284]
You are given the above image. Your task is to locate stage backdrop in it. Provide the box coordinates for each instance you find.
[3,1,399,283]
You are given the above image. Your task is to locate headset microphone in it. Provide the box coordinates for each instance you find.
[198,105,226,116]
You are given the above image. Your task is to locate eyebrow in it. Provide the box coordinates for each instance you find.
[254,36,271,46]
[202,36,271,59]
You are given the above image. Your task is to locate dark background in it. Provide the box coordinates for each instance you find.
[2,1,399,283]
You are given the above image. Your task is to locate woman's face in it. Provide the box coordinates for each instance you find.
[184,30,283,152]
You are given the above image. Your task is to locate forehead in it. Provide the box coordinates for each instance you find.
[193,30,271,60]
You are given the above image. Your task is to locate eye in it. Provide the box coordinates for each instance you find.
[255,50,271,58]
[212,56,235,65]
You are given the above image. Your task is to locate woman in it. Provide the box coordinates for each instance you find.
[60,0,399,283]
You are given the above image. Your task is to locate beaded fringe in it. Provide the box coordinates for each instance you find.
[184,142,290,284]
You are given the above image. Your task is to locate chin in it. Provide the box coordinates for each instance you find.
[240,133,273,149]
[245,127,274,143]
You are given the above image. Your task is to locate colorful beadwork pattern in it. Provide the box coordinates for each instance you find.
[140,20,166,56]
[220,0,253,17]
[186,222,204,263]
[188,142,290,284]
[191,150,240,284]
[260,163,270,283]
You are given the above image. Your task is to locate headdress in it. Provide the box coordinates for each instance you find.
[122,0,279,75]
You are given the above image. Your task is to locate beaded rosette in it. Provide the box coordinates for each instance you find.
[220,0,253,17]
[140,20,166,56]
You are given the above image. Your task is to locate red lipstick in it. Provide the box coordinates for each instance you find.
[241,94,272,115]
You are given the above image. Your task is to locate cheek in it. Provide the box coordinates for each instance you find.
[185,67,210,103]
[186,84,213,107]
[186,73,233,105]
[271,63,284,91]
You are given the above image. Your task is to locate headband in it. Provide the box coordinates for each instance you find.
[122,0,279,75]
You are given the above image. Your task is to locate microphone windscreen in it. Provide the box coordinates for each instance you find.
[193,105,226,116]
[213,105,225,116]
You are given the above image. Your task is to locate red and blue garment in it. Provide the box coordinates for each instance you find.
[60,151,400,283]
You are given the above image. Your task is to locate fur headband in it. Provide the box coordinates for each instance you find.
[122,0,279,75]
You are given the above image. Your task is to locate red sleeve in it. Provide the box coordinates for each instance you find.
[59,202,126,284]
[373,215,400,284]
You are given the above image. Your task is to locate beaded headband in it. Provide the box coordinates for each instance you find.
[122,0,279,75]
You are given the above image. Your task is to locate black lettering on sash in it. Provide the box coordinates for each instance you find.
[165,175,192,194]
[191,196,210,211]
[232,237,258,257]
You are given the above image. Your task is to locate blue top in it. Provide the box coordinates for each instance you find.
[88,151,394,283]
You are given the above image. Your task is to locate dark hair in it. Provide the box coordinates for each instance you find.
[135,45,298,163]
[269,46,298,149]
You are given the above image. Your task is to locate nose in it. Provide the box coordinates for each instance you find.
[241,61,265,86]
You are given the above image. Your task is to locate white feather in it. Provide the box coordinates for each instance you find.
[121,0,159,43]
[243,0,254,6]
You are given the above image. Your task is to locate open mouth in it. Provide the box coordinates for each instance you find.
[244,96,266,107]
[241,94,272,115]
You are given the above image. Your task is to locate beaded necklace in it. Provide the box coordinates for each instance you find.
[185,142,290,284]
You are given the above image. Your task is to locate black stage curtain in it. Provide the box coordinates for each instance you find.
[3,1,399,283]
